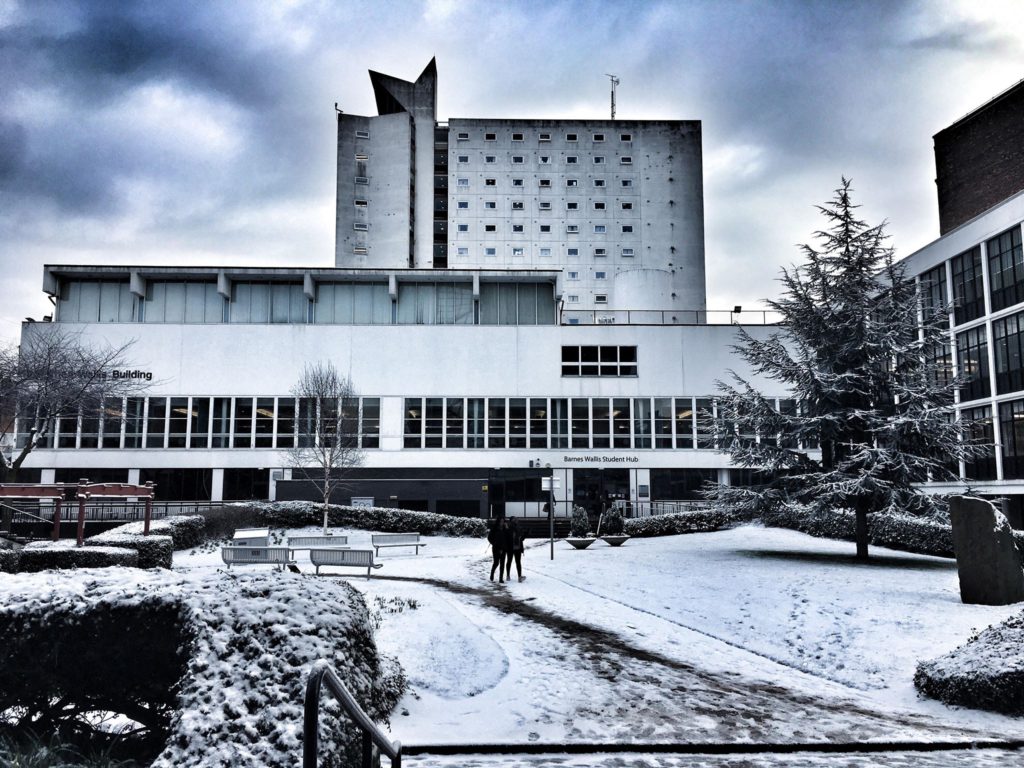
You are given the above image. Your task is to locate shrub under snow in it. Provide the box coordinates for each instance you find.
[915,610,1024,715]
[624,509,730,538]
[86,530,174,569]
[17,541,139,572]
[0,568,405,767]
[239,501,488,538]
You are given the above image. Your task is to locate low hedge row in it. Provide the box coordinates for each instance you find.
[240,501,489,537]
[18,543,139,572]
[915,611,1024,715]
[759,505,956,558]
[623,509,731,538]
[86,531,174,569]
[0,549,20,573]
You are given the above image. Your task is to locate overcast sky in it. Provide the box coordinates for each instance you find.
[1,0,1022,343]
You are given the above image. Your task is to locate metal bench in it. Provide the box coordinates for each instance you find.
[221,546,291,569]
[371,533,426,556]
[310,548,383,578]
[287,535,348,555]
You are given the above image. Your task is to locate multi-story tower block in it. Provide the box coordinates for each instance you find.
[335,59,706,315]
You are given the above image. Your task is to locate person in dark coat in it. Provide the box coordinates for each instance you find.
[505,516,525,582]
[488,515,509,583]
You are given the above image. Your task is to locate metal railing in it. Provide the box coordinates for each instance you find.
[614,500,711,518]
[2,499,225,524]
[560,309,782,326]
[303,662,401,768]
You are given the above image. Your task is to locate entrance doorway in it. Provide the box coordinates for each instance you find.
[572,468,629,520]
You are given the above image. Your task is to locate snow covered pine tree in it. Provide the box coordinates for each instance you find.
[709,179,984,559]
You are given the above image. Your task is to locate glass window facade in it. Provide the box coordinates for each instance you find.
[988,226,1024,313]
[962,405,996,481]
[1000,399,1024,479]
[993,310,1024,394]
[951,246,985,325]
[956,325,990,402]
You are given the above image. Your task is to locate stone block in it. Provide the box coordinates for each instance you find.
[949,495,1024,605]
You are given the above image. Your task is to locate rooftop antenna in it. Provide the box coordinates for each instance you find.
[606,74,620,120]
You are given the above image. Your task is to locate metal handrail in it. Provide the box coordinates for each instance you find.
[0,500,51,525]
[303,661,401,768]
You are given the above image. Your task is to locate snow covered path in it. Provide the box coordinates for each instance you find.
[176,524,1024,761]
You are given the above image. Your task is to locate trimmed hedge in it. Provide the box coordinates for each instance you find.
[239,501,489,537]
[915,610,1024,715]
[87,531,174,569]
[760,505,957,558]
[0,549,20,573]
[18,542,138,572]
[624,509,731,538]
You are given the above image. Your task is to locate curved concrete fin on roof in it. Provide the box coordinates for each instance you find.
[368,57,437,117]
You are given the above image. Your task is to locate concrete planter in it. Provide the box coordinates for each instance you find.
[565,537,597,550]
[601,535,630,547]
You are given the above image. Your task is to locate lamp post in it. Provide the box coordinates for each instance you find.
[545,463,555,560]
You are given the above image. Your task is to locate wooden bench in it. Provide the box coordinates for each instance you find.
[221,546,291,569]
[371,533,426,556]
[310,548,383,578]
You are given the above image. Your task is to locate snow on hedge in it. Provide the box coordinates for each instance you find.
[0,568,404,767]
[915,609,1024,715]
[242,501,488,537]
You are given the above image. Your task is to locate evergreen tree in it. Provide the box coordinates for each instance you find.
[710,179,981,559]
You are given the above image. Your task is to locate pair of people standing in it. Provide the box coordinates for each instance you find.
[487,515,525,583]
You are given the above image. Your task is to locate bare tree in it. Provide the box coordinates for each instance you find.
[0,326,150,483]
[285,362,364,533]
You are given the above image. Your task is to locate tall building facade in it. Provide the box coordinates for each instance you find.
[335,60,706,315]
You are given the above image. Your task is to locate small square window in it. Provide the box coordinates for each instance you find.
[354,199,368,207]
[485,201,496,209]
[457,155,469,163]
[512,201,524,210]
[512,132,524,141]
[566,133,578,141]
[595,294,608,304]
[457,132,470,140]
[622,225,634,233]
[512,178,524,186]
[595,271,606,279]
[567,225,580,234]
[594,225,606,234]
[512,247,524,256]
[621,248,634,257]
[485,132,496,141]
[353,246,368,255]
[457,200,469,209]
[568,271,579,280]
[355,153,369,161]
[568,294,579,303]
[485,155,496,163]
[594,179,606,187]
[594,202,606,210]
[485,178,496,186]
[539,179,552,187]
[566,179,579,187]
[567,318,580,325]
[593,133,605,142]
[485,247,497,256]
[457,247,469,255]
[594,248,607,256]
[621,202,633,210]
[567,202,579,210]
[540,224,551,233]
[594,156,605,164]
[620,133,632,142]
[512,224,524,233]
[353,222,368,231]
[485,224,497,232]
[512,155,524,164]
[567,156,579,164]
[539,201,552,210]
[355,176,368,184]
[539,133,551,142]
[568,248,579,256]
[621,179,633,188]
[539,156,550,164]
[458,224,469,232]
[540,247,552,257]
[620,156,633,165]
[355,130,370,139]
[457,178,470,187]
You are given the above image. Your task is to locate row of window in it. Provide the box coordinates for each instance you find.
[17,397,382,451]
[561,345,635,376]
[455,154,633,166]
[919,224,1023,326]
[57,280,557,326]
[956,306,1024,402]
[453,130,633,143]
[957,399,1024,481]
[452,246,635,259]
[453,223,636,235]
[450,200,636,211]
[454,177,636,189]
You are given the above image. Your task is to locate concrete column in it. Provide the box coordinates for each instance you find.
[127,468,140,485]
[40,468,56,484]
[211,468,225,502]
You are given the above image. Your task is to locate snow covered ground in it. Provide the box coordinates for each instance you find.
[175,524,1024,761]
